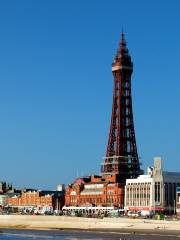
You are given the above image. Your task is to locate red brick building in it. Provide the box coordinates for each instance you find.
[7,189,65,210]
[65,175,124,208]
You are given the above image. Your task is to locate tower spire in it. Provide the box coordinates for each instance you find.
[119,31,127,56]
[120,31,126,45]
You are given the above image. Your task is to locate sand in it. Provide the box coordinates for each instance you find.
[0,215,180,235]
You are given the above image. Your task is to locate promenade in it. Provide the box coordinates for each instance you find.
[0,215,180,234]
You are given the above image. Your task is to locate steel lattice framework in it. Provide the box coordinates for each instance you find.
[101,33,143,183]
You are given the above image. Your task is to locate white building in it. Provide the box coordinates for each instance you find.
[0,194,7,207]
[125,157,180,214]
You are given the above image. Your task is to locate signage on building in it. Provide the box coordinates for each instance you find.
[128,206,164,211]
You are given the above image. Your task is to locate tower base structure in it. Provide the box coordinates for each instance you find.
[65,175,124,209]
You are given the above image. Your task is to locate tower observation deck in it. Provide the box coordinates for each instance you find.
[101,33,143,183]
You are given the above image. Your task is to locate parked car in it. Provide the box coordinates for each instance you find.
[127,211,141,217]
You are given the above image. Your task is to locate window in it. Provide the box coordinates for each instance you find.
[155,182,160,203]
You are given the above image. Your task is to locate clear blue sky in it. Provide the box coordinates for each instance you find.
[0,1,179,189]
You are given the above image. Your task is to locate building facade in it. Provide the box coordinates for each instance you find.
[0,182,12,194]
[65,175,124,208]
[176,187,180,216]
[0,194,7,208]
[6,187,65,211]
[125,157,180,214]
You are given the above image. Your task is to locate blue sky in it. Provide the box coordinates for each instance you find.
[0,1,180,189]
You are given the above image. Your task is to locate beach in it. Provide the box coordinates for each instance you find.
[0,215,180,235]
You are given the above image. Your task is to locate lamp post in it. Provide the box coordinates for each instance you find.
[174,199,176,215]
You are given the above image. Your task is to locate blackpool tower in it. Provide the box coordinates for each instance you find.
[101,33,143,183]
